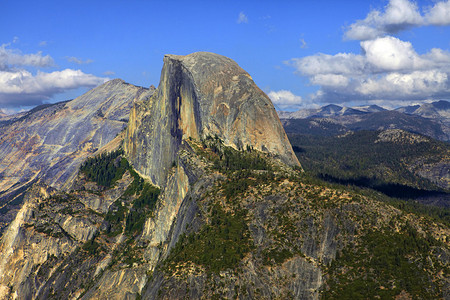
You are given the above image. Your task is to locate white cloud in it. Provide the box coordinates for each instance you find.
[311,74,350,87]
[237,12,248,24]
[67,56,94,65]
[268,90,302,105]
[289,52,366,76]
[425,0,450,25]
[288,36,450,104]
[0,44,107,108]
[292,36,450,75]
[380,0,423,27]
[287,0,450,107]
[361,36,426,71]
[345,0,422,40]
[424,48,450,65]
[267,90,317,109]
[0,43,54,70]
[344,0,450,40]
[356,70,448,97]
[39,41,48,47]
[103,70,116,76]
[0,69,107,107]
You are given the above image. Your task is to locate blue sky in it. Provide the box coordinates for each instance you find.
[1,0,449,113]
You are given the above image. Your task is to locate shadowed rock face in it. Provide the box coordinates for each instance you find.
[125,52,300,186]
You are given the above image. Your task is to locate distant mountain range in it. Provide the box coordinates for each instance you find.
[279,100,449,120]
[278,104,386,119]
[281,100,450,208]
[279,100,450,141]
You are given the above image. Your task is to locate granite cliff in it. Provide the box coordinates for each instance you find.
[125,52,300,186]
[0,53,448,300]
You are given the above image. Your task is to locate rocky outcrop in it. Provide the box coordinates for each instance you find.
[0,79,154,234]
[0,167,136,299]
[0,184,82,299]
[125,52,300,186]
[375,129,430,144]
[0,79,151,194]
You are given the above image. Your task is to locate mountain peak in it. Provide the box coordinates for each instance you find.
[164,52,253,90]
[125,52,300,185]
[431,100,450,110]
[106,78,125,84]
[0,79,149,198]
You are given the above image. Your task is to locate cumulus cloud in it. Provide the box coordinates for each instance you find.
[310,74,350,87]
[344,0,450,40]
[425,0,450,25]
[356,70,448,97]
[0,43,107,108]
[67,56,94,65]
[237,12,248,24]
[0,43,54,70]
[268,90,302,105]
[284,1,450,108]
[287,36,450,104]
[290,53,366,76]
[361,36,427,71]
[0,69,107,107]
[268,90,312,109]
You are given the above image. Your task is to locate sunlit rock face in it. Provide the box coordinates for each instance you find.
[0,79,153,234]
[0,79,152,194]
[125,52,300,186]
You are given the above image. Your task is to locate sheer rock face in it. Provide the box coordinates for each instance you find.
[125,52,300,186]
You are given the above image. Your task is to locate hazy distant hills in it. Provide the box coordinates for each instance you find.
[278,104,386,119]
[396,100,450,118]
[279,100,450,141]
[279,100,449,120]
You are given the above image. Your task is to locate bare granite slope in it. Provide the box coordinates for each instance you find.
[0,79,153,233]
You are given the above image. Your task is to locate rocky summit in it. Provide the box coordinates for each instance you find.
[0,53,448,300]
[125,52,300,186]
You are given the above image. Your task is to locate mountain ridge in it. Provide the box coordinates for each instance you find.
[280,101,450,141]
[278,100,449,120]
